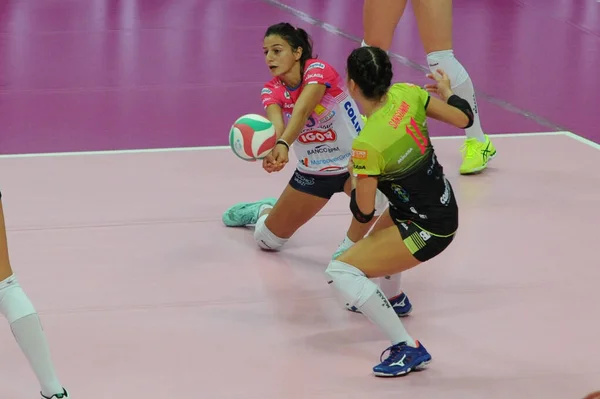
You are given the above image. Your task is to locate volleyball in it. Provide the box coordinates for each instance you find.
[229,114,277,161]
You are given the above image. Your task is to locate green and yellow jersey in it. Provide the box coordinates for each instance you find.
[351,83,458,235]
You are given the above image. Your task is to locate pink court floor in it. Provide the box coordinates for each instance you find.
[0,133,599,399]
[0,0,599,398]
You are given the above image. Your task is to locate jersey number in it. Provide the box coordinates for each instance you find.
[405,118,428,154]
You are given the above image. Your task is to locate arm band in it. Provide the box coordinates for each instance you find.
[447,94,474,129]
[276,139,290,150]
[350,189,375,224]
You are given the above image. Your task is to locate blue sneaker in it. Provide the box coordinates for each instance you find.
[348,291,412,317]
[373,341,432,377]
[222,198,277,227]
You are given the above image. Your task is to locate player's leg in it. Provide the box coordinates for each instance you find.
[412,0,496,174]
[331,175,386,259]
[340,173,380,244]
[362,0,408,51]
[0,198,68,398]
[344,208,412,316]
[370,211,411,314]
[222,169,337,251]
[326,221,441,376]
[328,212,456,376]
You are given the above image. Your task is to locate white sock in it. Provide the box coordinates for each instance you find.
[336,235,355,253]
[325,260,415,346]
[359,288,416,346]
[378,274,402,299]
[453,77,485,142]
[427,49,485,142]
[12,315,64,397]
[0,275,64,397]
[257,204,273,219]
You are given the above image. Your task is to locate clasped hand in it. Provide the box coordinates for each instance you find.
[262,143,289,173]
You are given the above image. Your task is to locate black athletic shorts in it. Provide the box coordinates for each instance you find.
[389,205,457,263]
[288,169,349,199]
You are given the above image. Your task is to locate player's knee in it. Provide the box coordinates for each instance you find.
[253,214,288,251]
[0,274,37,324]
[325,260,375,309]
[427,49,469,88]
[374,190,389,216]
[325,259,364,280]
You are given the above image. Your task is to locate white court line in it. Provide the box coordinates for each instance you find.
[562,131,600,151]
[0,130,594,159]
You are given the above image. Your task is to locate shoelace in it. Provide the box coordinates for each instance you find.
[460,140,479,159]
[379,342,406,364]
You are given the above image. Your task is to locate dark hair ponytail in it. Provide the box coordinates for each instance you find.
[265,22,314,71]
[347,46,393,100]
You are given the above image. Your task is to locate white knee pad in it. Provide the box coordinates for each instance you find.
[374,189,389,216]
[253,214,288,251]
[427,49,469,89]
[0,275,37,324]
[325,260,378,309]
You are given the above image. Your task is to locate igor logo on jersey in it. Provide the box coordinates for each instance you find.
[298,130,337,144]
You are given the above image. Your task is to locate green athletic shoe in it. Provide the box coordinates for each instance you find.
[222,198,277,227]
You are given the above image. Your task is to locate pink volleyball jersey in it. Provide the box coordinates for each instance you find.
[260,58,364,175]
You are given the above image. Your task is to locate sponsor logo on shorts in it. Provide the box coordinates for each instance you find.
[391,184,410,203]
[440,176,451,205]
[293,171,315,186]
